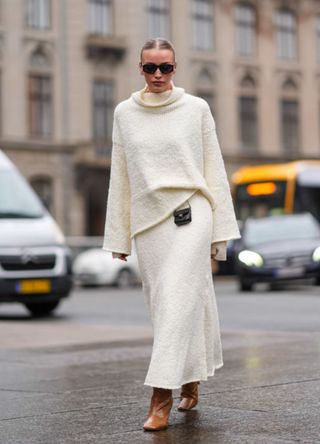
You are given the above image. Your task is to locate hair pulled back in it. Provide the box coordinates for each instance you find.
[140,38,176,63]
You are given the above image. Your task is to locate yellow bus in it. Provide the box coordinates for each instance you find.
[231,160,320,222]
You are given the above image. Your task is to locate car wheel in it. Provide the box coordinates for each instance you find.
[239,280,253,292]
[315,276,320,286]
[116,268,134,288]
[24,300,60,317]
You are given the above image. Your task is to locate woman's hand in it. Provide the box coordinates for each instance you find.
[211,241,227,261]
[112,252,129,261]
[211,254,219,274]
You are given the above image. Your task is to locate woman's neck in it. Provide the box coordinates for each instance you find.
[131,81,185,107]
[144,81,173,94]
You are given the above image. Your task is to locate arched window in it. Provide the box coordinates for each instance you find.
[280,76,299,155]
[240,73,256,88]
[235,2,256,56]
[274,8,297,60]
[29,45,51,69]
[238,72,259,152]
[198,67,214,85]
[196,67,216,119]
[27,44,53,139]
[28,74,53,138]
[92,79,114,155]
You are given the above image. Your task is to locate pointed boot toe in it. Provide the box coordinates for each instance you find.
[177,381,200,411]
[143,388,173,431]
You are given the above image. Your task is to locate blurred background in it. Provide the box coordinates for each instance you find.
[1,3,320,440]
[0,0,320,317]
[1,0,319,237]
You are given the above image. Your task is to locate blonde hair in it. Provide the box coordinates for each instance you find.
[140,38,176,63]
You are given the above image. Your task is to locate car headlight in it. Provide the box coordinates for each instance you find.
[312,246,320,262]
[238,250,264,267]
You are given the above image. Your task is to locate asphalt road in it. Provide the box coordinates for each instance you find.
[68,278,319,332]
[0,278,319,443]
[1,278,319,346]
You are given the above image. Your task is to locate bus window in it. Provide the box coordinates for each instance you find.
[295,168,320,223]
[235,181,286,221]
[295,185,320,223]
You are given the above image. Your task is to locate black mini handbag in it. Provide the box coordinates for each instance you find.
[173,200,192,226]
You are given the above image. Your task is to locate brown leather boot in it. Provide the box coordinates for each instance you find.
[143,387,173,431]
[177,381,200,411]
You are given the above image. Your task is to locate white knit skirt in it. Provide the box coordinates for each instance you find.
[134,189,223,390]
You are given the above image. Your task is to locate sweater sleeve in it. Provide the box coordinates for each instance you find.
[102,110,132,255]
[202,102,241,243]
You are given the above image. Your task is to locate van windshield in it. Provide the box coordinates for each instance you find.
[0,169,45,218]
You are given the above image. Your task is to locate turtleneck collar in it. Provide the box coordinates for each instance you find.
[131,80,185,108]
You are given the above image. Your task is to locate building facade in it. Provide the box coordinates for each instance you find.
[1,0,320,236]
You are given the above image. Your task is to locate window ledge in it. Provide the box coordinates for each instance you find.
[85,34,127,61]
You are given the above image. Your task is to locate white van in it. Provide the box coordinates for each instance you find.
[0,150,73,316]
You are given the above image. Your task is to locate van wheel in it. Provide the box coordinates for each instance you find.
[239,280,253,292]
[117,268,134,288]
[24,301,60,317]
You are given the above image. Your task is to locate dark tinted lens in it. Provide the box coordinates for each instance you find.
[160,64,174,74]
[143,63,157,74]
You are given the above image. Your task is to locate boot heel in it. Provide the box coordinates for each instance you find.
[177,381,200,411]
[143,388,173,431]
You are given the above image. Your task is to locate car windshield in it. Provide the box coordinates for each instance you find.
[0,169,44,218]
[245,215,320,246]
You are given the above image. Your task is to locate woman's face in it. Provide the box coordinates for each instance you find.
[139,48,176,93]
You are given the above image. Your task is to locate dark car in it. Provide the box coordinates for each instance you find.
[217,238,239,275]
[235,213,320,291]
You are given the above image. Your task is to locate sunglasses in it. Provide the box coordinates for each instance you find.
[141,63,175,74]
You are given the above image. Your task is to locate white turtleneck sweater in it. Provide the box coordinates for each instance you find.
[103,81,240,260]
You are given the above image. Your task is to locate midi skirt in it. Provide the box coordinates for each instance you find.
[134,189,224,390]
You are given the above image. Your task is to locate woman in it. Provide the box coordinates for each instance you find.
[102,38,240,431]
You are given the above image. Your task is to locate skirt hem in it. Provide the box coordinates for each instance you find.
[143,362,224,390]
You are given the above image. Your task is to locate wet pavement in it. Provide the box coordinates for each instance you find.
[1,328,320,443]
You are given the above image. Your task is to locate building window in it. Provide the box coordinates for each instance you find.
[147,0,170,39]
[25,0,51,30]
[235,2,256,56]
[89,0,112,35]
[30,176,54,213]
[281,99,299,154]
[192,0,214,50]
[28,75,53,138]
[239,96,258,150]
[92,80,114,154]
[316,15,320,63]
[274,9,297,60]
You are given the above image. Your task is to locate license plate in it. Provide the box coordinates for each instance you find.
[16,279,51,294]
[276,267,304,277]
